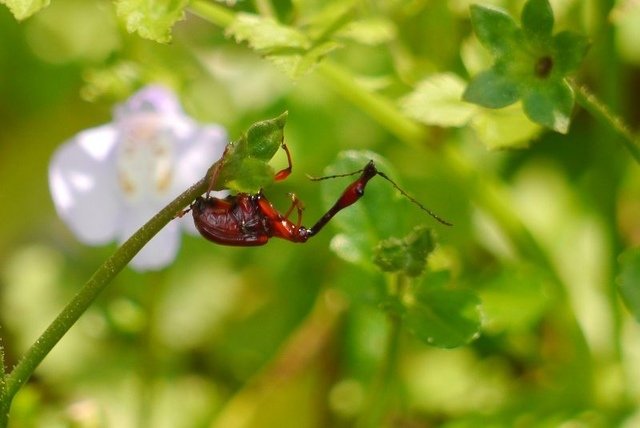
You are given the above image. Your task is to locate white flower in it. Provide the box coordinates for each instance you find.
[49,85,227,271]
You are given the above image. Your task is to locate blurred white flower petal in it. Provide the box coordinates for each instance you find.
[49,85,228,271]
[49,125,121,244]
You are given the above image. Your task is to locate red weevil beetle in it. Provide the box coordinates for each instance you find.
[187,144,451,246]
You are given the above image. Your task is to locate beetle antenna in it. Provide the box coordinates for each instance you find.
[306,168,364,181]
[375,171,453,226]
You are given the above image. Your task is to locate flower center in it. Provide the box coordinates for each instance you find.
[534,56,553,78]
[116,114,175,203]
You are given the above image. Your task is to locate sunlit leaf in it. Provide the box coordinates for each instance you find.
[470,103,541,149]
[338,17,396,45]
[115,0,188,43]
[268,41,340,79]
[401,73,477,127]
[226,13,311,52]
[0,0,49,20]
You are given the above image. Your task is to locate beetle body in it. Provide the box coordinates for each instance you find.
[191,192,311,246]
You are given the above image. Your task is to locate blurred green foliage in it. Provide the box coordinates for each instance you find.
[2,0,640,427]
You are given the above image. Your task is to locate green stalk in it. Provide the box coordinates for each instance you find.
[356,275,405,428]
[0,175,210,425]
[574,83,640,164]
[317,62,427,150]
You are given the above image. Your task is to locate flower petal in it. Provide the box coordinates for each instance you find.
[172,124,229,235]
[469,4,521,57]
[521,0,554,42]
[553,31,590,74]
[173,124,228,191]
[114,85,184,119]
[522,79,574,133]
[119,206,181,271]
[49,125,122,244]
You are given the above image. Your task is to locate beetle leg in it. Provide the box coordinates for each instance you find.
[274,143,293,182]
[205,145,233,198]
[283,192,305,227]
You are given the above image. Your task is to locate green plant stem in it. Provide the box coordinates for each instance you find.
[573,83,640,164]
[0,176,210,425]
[356,275,405,428]
[317,62,427,150]
[190,0,234,27]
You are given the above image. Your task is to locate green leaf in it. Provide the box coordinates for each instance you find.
[618,248,640,323]
[405,285,481,348]
[463,68,520,108]
[470,103,541,149]
[240,111,288,161]
[115,0,187,43]
[226,13,311,52]
[268,41,340,79]
[521,0,554,41]
[373,226,436,277]
[224,158,275,193]
[0,0,49,19]
[553,31,590,74]
[400,73,477,127]
[338,17,396,46]
[319,151,409,270]
[479,265,551,332]
[522,79,574,133]
[469,4,521,56]
[213,112,288,193]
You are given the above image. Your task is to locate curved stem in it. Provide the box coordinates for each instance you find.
[0,175,210,413]
[573,83,640,163]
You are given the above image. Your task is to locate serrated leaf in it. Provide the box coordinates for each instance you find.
[227,13,311,52]
[268,41,340,79]
[463,68,520,108]
[115,0,187,43]
[521,0,554,41]
[470,103,541,149]
[338,17,396,45]
[469,4,521,56]
[522,79,573,133]
[0,0,49,20]
[404,287,481,348]
[618,248,640,323]
[553,31,590,74]
[401,73,477,127]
